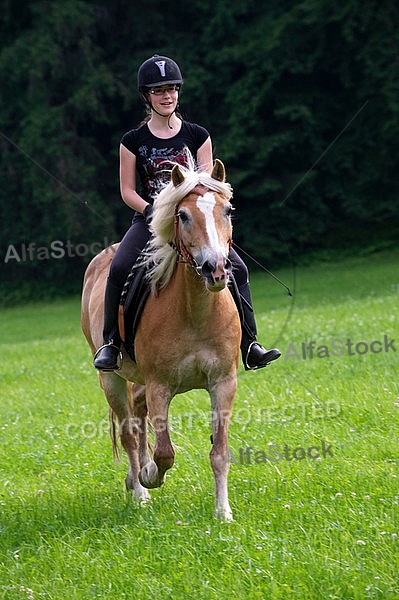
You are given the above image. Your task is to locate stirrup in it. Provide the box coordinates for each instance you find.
[93,342,122,371]
[245,341,281,370]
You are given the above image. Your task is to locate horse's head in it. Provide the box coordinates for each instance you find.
[171,160,234,292]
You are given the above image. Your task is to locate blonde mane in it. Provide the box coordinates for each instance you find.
[144,163,233,294]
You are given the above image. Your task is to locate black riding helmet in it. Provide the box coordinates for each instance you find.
[137,55,183,126]
[137,55,183,91]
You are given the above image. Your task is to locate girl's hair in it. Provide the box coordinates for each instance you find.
[138,108,184,127]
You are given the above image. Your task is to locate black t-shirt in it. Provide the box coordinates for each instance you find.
[121,121,209,203]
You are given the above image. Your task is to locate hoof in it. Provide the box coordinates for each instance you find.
[214,506,233,522]
[139,460,166,489]
[133,488,151,504]
[125,474,151,502]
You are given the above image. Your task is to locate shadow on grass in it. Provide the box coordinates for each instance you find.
[0,476,219,554]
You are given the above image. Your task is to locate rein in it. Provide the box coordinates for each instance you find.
[170,211,200,272]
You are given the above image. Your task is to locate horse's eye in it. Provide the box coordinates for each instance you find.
[225,204,234,218]
[178,209,190,224]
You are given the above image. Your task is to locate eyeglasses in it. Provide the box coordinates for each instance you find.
[147,85,180,96]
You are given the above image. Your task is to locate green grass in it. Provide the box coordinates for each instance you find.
[0,250,398,599]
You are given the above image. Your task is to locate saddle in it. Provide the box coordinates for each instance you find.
[118,246,152,362]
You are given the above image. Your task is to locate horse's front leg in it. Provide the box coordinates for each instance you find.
[139,382,175,489]
[209,374,237,521]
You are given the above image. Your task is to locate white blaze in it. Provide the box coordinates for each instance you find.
[196,192,221,251]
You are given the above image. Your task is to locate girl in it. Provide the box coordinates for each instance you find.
[94,55,280,371]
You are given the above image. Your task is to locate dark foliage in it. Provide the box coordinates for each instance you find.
[1,0,398,302]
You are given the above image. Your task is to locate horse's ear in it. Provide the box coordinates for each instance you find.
[172,165,185,187]
[211,159,225,182]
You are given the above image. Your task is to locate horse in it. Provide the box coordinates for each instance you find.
[81,159,241,520]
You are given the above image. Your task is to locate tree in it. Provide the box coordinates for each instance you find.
[199,0,399,262]
[1,0,398,304]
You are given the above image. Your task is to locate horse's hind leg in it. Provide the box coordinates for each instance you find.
[209,375,237,521]
[99,372,150,503]
[129,382,151,469]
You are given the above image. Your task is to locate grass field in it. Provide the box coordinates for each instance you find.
[0,250,398,599]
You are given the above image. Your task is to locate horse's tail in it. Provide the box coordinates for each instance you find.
[108,405,153,461]
[109,408,121,461]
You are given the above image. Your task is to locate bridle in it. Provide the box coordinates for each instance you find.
[169,185,233,277]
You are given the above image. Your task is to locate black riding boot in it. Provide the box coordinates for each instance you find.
[93,278,122,371]
[236,281,281,370]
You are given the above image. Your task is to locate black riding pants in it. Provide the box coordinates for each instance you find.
[109,214,151,288]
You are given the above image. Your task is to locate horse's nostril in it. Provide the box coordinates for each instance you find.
[201,260,215,278]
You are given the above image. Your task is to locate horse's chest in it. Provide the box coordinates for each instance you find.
[171,348,224,389]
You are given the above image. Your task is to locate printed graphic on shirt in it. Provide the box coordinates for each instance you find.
[138,145,194,200]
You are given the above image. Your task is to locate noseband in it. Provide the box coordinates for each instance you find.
[169,185,232,275]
